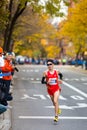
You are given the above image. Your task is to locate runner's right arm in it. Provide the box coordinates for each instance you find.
[41,72,47,84]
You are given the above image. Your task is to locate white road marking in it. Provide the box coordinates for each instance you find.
[45,103,87,110]
[74,79,79,81]
[21,69,39,72]
[31,78,34,80]
[21,94,37,100]
[70,95,85,100]
[64,78,87,81]
[47,95,67,100]
[83,83,87,85]
[63,81,87,98]
[21,94,67,100]
[71,103,87,109]
[36,78,40,80]
[35,70,39,72]
[31,81,41,83]
[45,105,73,110]
[33,94,46,100]
[16,76,87,82]
[19,116,87,120]
[81,78,87,81]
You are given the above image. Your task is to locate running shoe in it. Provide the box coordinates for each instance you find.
[58,108,61,115]
[54,116,58,122]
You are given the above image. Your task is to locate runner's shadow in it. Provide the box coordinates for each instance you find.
[52,120,60,125]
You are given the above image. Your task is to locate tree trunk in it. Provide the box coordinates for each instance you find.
[3,24,11,52]
[3,19,15,52]
[3,0,27,52]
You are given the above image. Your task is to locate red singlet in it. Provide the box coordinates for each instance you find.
[46,70,61,96]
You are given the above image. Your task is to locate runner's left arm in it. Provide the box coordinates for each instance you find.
[56,70,63,84]
[58,72,63,80]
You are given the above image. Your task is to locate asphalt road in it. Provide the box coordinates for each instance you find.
[11,65,87,130]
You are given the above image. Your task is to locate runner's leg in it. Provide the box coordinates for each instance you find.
[54,90,60,116]
[50,95,54,105]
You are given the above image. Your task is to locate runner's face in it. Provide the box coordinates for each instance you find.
[47,62,53,70]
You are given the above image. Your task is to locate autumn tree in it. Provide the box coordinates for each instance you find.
[0,0,77,52]
[13,9,57,57]
[58,0,87,58]
[0,1,8,35]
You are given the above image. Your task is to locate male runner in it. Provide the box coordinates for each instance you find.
[41,59,63,122]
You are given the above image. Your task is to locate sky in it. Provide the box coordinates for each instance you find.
[39,0,68,26]
[51,1,68,25]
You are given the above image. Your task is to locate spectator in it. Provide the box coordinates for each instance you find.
[0,47,4,83]
[0,53,15,106]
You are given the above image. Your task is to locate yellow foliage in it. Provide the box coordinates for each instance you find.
[57,0,87,56]
[41,39,48,45]
[21,50,33,57]
[14,40,33,56]
[46,45,60,58]
[14,40,23,53]
[65,44,76,57]
[14,40,23,46]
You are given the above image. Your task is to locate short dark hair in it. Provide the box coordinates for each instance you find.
[47,59,54,64]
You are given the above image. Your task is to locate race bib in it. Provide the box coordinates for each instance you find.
[49,78,57,85]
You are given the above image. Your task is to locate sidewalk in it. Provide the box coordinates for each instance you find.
[0,85,13,130]
[0,109,11,130]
